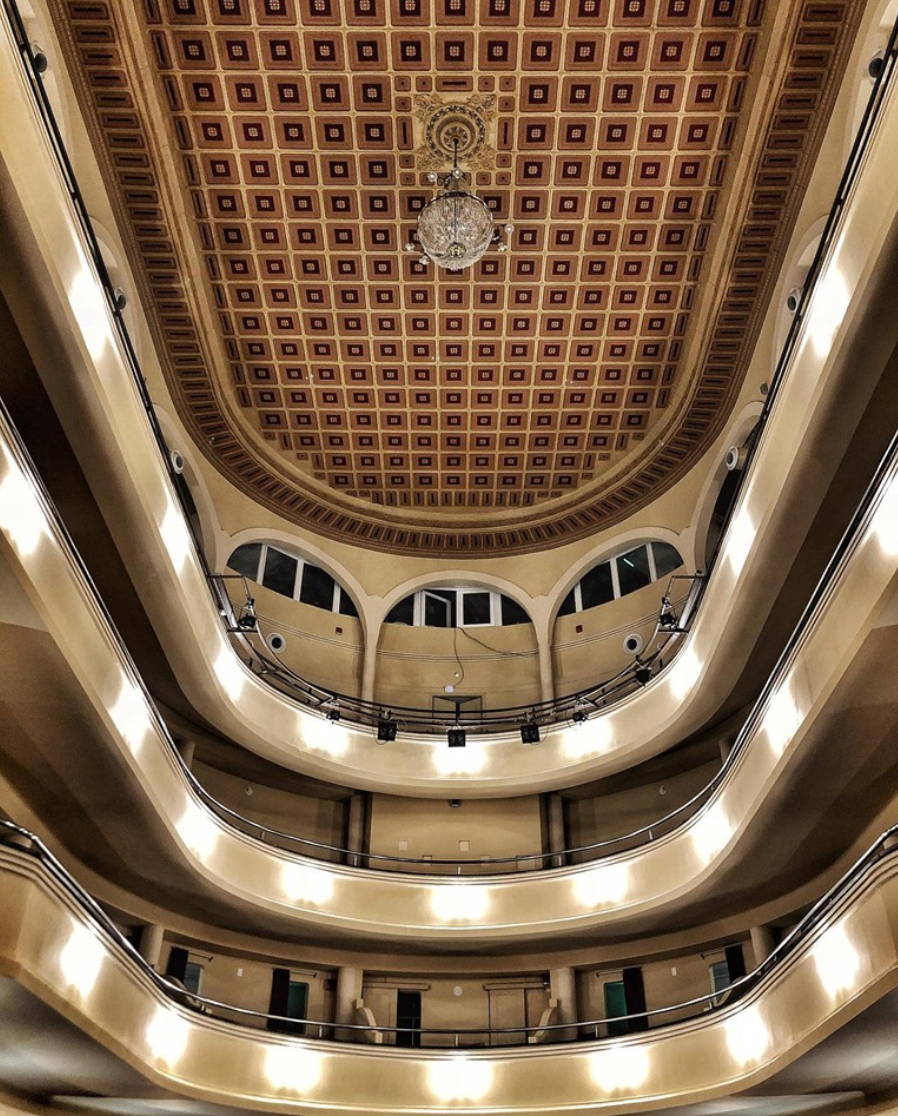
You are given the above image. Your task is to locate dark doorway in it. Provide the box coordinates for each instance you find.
[396,989,422,1047]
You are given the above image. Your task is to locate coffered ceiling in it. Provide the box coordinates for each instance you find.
[52,0,862,554]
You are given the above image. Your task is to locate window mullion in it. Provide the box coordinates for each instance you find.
[647,543,658,583]
[294,557,304,601]
[610,557,622,600]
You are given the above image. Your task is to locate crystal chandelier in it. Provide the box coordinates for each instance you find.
[405,140,512,272]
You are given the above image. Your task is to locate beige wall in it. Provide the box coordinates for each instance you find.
[228,582,364,699]
[564,758,720,861]
[576,940,751,1034]
[155,930,748,1045]
[552,580,672,699]
[374,621,541,710]
[195,761,347,863]
[368,794,543,874]
[163,936,335,1032]
[361,973,550,1047]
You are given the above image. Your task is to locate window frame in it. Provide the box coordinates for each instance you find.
[560,540,683,619]
[227,542,356,620]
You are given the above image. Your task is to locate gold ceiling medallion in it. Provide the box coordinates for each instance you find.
[413,93,497,174]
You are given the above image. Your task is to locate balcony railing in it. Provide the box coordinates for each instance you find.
[1,0,896,738]
[3,815,896,1046]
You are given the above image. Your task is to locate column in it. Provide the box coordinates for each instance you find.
[137,923,165,970]
[750,925,777,965]
[345,792,367,867]
[545,792,567,868]
[361,642,378,704]
[537,636,555,703]
[176,737,196,769]
[549,966,578,1041]
[335,966,363,1041]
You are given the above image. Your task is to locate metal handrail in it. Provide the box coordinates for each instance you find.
[2,815,895,1045]
[0,371,897,875]
[2,0,894,737]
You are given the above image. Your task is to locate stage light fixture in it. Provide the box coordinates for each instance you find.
[658,595,679,631]
[634,663,653,686]
[448,727,466,748]
[327,706,341,722]
[377,715,398,743]
[572,708,588,725]
[520,720,541,744]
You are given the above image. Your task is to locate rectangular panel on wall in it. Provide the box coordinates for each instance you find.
[488,987,527,1047]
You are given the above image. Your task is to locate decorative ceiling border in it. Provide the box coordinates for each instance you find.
[50,0,864,556]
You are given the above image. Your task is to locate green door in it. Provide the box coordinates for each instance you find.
[286,980,309,1035]
[603,980,629,1037]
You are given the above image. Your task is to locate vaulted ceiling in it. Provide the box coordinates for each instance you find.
[52,0,862,554]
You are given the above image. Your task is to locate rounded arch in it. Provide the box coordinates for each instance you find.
[154,406,221,565]
[222,527,373,644]
[545,527,687,626]
[377,570,537,627]
[770,214,828,370]
[690,401,765,577]
[844,0,898,165]
[372,573,542,712]
[87,216,151,369]
[16,2,74,152]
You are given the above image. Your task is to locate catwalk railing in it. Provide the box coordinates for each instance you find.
[2,0,897,737]
[2,374,898,876]
[3,815,896,1046]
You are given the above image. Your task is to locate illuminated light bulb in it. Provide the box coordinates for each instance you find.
[572,861,630,907]
[145,1005,189,1068]
[159,503,191,572]
[691,800,733,866]
[265,1044,324,1092]
[432,743,487,775]
[430,884,490,922]
[281,862,335,906]
[726,506,756,573]
[590,1044,650,1092]
[58,922,104,999]
[427,1057,493,1101]
[177,800,218,861]
[725,1005,770,1066]
[763,682,803,757]
[109,677,152,755]
[300,713,350,757]
[668,645,702,702]
[808,267,850,357]
[68,268,109,361]
[873,474,898,557]
[0,458,48,556]
[213,647,245,699]
[813,921,861,999]
[561,718,612,759]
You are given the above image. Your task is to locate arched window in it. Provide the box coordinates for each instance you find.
[557,542,683,618]
[227,543,358,618]
[385,587,530,628]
